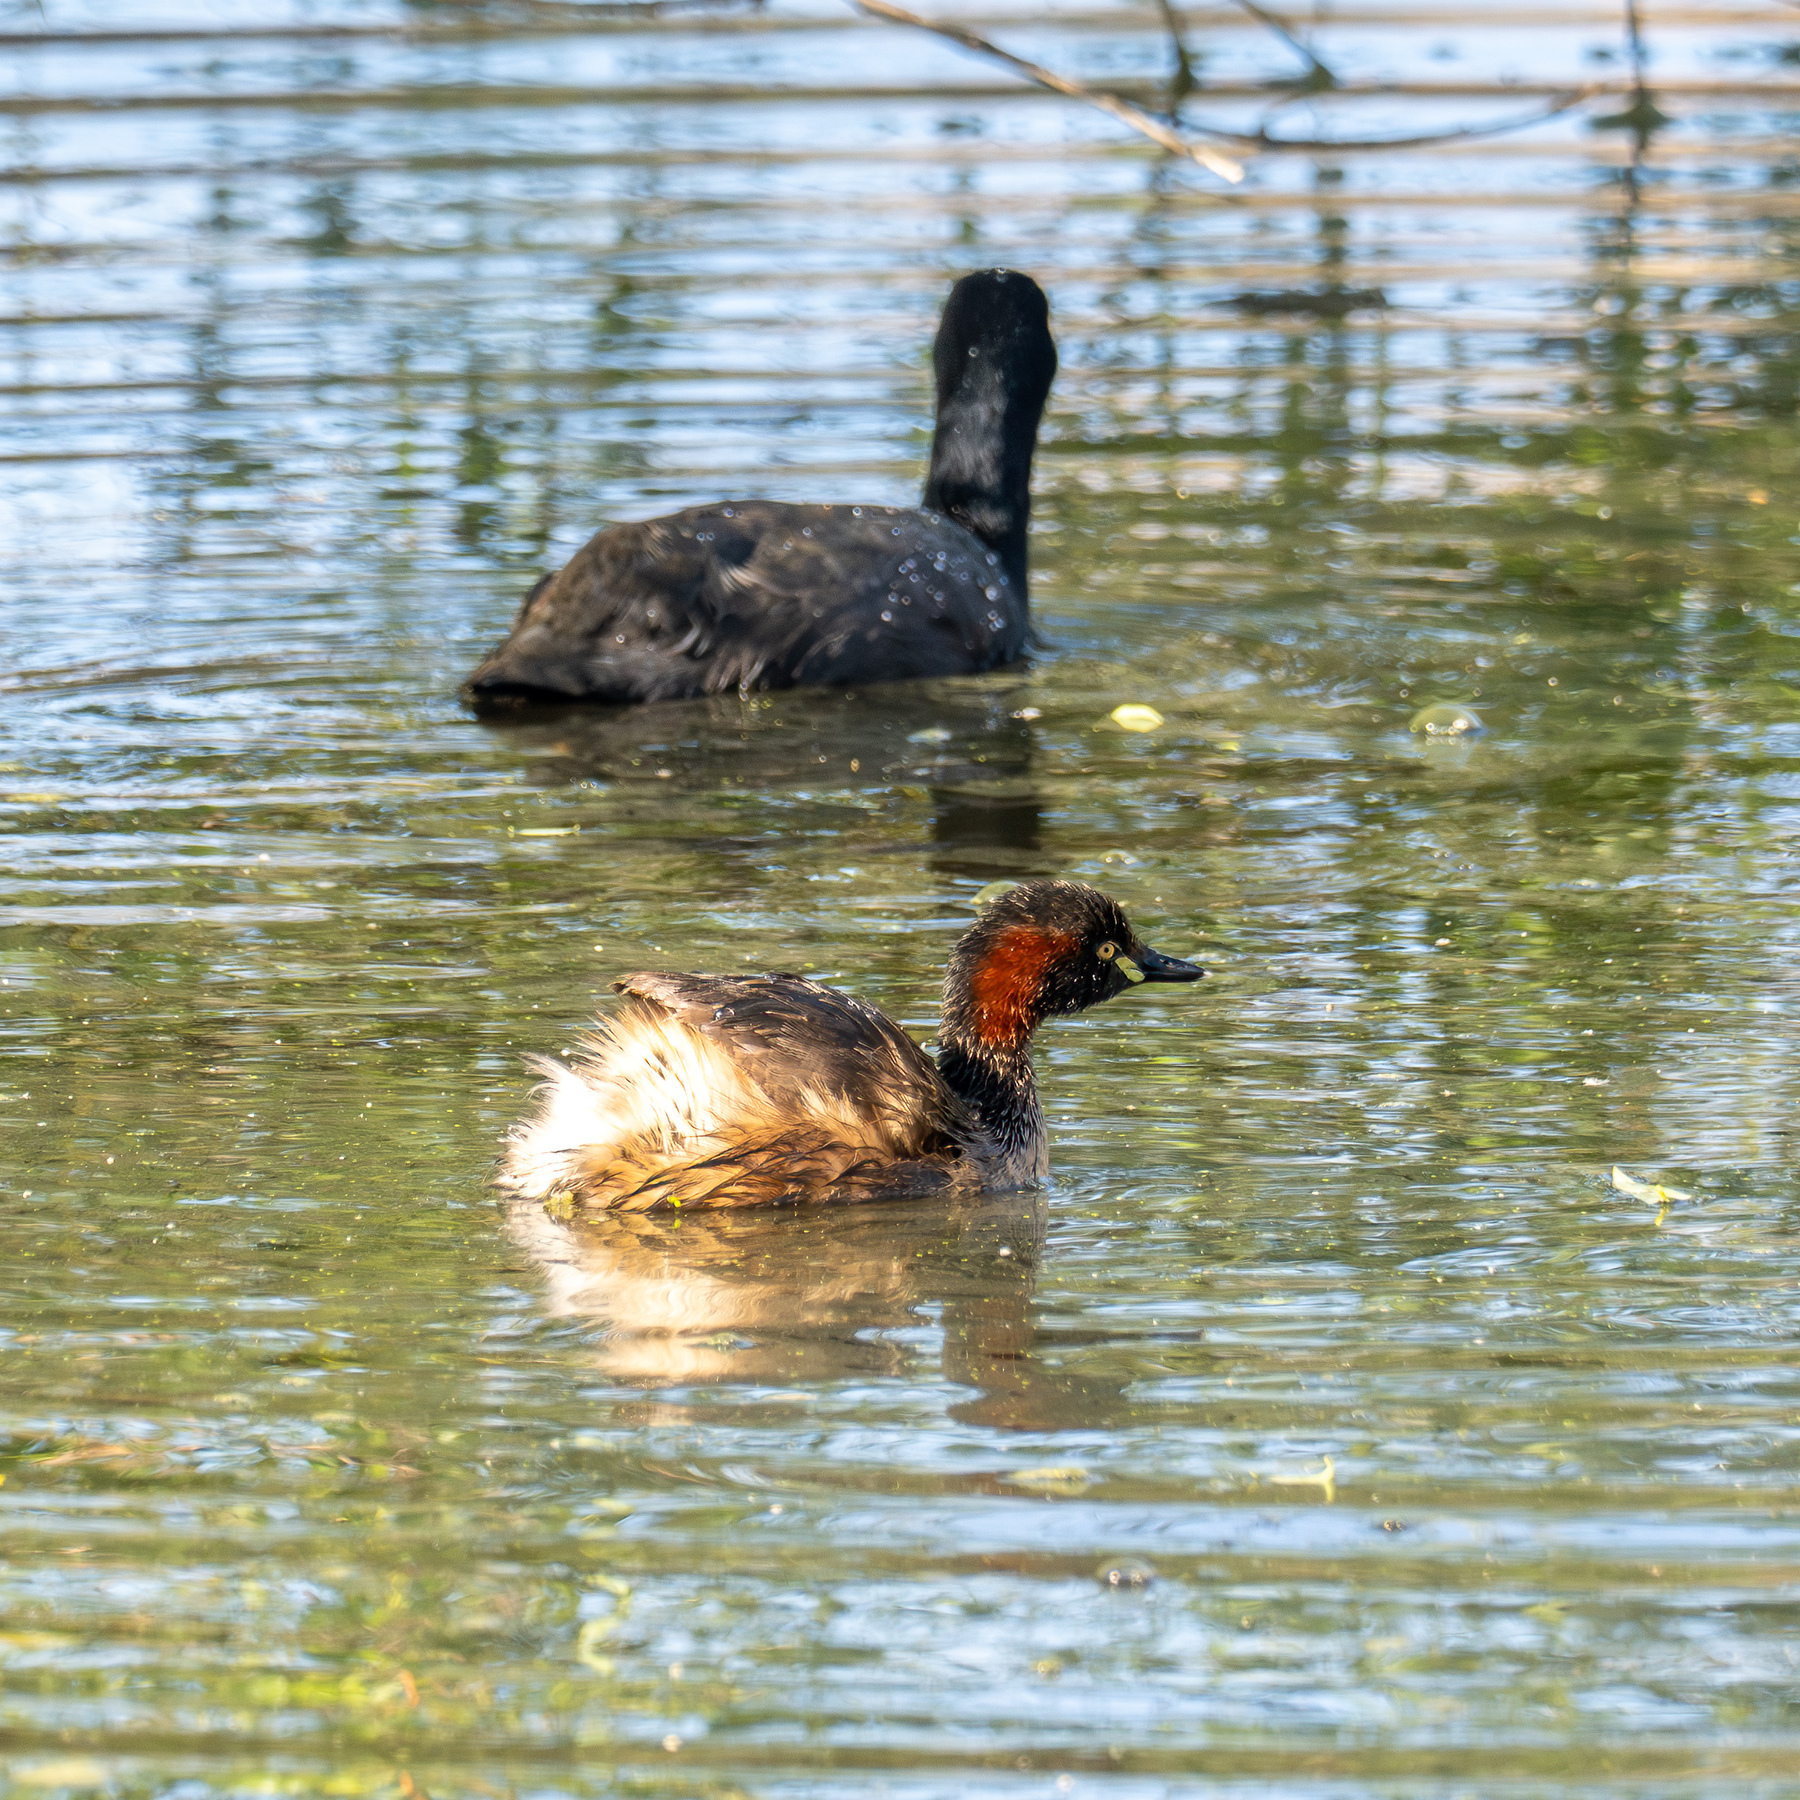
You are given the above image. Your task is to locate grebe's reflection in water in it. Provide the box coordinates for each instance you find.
[504,1194,1128,1428]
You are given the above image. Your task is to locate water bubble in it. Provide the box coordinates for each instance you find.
[1409,702,1484,737]
[972,880,1018,909]
[1096,1557,1156,1590]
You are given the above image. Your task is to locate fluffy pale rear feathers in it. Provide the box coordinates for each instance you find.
[499,973,981,1209]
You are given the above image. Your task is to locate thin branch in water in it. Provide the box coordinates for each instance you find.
[1233,0,1335,92]
[1219,85,1601,153]
[851,0,1244,183]
[856,1,1594,166]
[1153,0,1197,113]
[432,0,761,16]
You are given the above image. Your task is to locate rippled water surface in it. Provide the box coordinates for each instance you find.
[5,2,1800,1794]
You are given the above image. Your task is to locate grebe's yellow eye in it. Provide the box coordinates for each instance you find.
[1097,942,1117,960]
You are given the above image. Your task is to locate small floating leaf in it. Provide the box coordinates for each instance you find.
[1007,1465,1094,1495]
[1108,704,1165,732]
[1611,1165,1694,1204]
[1269,1455,1337,1503]
[906,726,953,744]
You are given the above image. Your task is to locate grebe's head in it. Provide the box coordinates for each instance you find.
[942,879,1204,1052]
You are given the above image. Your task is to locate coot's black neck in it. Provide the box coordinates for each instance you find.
[920,270,1057,595]
[936,1032,1047,1187]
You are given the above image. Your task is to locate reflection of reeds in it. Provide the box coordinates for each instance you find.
[1153,0,1199,111]
[853,0,1613,162]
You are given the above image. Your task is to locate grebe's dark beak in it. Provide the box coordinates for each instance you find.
[1133,943,1206,983]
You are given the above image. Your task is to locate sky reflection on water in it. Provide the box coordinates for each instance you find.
[4,1,1800,1794]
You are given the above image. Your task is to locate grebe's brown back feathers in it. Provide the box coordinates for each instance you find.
[500,971,981,1211]
[616,970,964,1142]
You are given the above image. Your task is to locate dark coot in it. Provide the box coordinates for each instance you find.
[464,269,1057,709]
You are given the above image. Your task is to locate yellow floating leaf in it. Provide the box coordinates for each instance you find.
[1269,1455,1337,1503]
[1611,1165,1693,1205]
[1108,704,1164,732]
[1006,1465,1094,1495]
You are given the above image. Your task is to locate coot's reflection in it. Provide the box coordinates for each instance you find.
[504,1193,1127,1428]
[477,682,1043,875]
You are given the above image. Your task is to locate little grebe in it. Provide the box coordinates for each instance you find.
[499,880,1203,1210]
[465,268,1057,709]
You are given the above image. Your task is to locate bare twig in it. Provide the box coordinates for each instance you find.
[1234,0,1335,91]
[1153,0,1197,113]
[856,1,1597,163]
[852,0,1244,183]
[1225,85,1602,152]
[439,0,759,13]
